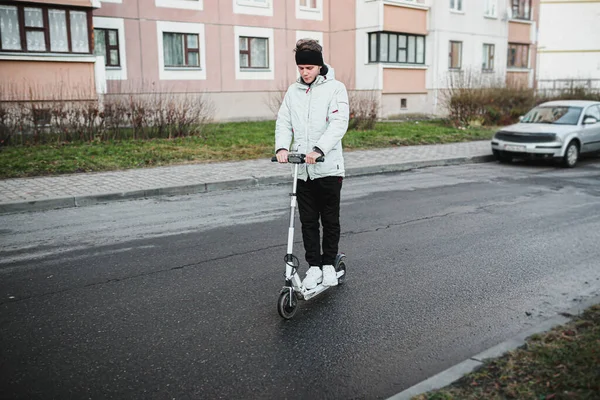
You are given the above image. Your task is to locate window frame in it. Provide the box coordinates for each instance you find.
[511,0,532,20]
[299,0,317,10]
[0,2,92,54]
[94,27,120,67]
[368,31,426,66]
[507,42,529,69]
[449,40,462,70]
[484,0,497,18]
[162,31,200,68]
[156,20,206,81]
[482,43,495,72]
[239,36,269,69]
[450,0,463,12]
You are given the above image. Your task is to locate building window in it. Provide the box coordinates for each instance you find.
[508,43,529,68]
[163,32,200,67]
[239,36,268,69]
[511,0,531,20]
[449,41,462,69]
[0,4,91,53]
[450,0,463,12]
[94,28,120,66]
[299,0,317,9]
[156,21,206,80]
[485,0,497,17]
[482,43,494,71]
[368,32,425,65]
[296,0,322,20]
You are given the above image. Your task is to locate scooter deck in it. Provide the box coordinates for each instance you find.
[298,270,345,301]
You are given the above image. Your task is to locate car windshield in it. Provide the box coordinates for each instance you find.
[521,106,583,125]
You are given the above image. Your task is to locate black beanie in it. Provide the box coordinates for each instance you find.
[295,50,324,66]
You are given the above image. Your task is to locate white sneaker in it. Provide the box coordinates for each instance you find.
[322,265,338,287]
[303,266,323,290]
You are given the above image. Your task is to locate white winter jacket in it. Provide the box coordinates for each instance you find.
[275,65,349,181]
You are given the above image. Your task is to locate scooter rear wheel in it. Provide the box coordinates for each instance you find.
[277,290,298,319]
[336,256,347,285]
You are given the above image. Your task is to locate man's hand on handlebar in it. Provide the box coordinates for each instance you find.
[276,149,289,163]
[305,151,322,165]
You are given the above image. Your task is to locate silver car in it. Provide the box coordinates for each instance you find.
[491,100,600,167]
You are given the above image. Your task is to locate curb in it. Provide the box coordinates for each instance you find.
[387,294,600,400]
[0,154,495,215]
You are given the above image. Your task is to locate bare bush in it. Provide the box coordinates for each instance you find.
[265,80,291,118]
[0,79,215,145]
[442,69,535,127]
[348,90,379,130]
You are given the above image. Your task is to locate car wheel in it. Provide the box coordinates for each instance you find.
[561,141,579,168]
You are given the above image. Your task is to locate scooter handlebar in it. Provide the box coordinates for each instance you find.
[271,153,324,164]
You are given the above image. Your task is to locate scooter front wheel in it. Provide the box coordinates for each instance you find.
[277,289,298,319]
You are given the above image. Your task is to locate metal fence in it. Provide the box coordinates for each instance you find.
[537,79,600,96]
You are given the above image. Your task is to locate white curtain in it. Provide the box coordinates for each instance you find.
[250,38,267,68]
[24,7,43,27]
[94,29,107,62]
[163,33,184,66]
[49,10,68,52]
[0,6,21,50]
[24,7,45,51]
[70,11,89,53]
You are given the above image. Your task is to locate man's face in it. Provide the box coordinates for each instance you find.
[297,65,320,84]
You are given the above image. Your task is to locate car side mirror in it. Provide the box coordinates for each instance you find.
[583,116,598,125]
[518,116,524,122]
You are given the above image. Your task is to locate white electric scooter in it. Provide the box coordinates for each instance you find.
[271,153,347,319]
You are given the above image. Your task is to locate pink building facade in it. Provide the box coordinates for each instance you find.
[0,0,540,120]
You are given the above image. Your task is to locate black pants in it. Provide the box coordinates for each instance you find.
[296,176,343,267]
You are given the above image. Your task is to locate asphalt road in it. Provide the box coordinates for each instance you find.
[2,159,600,400]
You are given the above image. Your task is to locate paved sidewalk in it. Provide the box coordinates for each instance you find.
[0,141,493,214]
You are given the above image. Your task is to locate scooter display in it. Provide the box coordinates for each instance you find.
[271,153,347,319]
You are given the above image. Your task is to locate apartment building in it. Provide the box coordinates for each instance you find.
[0,0,541,120]
[537,0,600,93]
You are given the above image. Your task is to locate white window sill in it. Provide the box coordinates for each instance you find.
[240,68,271,72]
[156,0,203,10]
[234,0,273,16]
[165,67,203,71]
[484,15,497,20]
[383,1,429,11]
[450,9,465,14]
[482,69,495,73]
[381,64,428,70]
[299,7,320,12]
[507,67,531,72]
[237,0,270,8]
[0,53,96,63]
[509,18,533,25]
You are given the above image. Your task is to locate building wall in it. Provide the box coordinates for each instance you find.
[92,0,336,119]
[0,60,97,101]
[0,0,99,102]
[537,0,600,83]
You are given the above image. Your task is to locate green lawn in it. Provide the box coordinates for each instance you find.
[414,305,600,400]
[0,120,495,179]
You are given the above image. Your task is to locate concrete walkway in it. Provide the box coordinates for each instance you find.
[0,141,493,214]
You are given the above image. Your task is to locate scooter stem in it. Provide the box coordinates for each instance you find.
[287,163,299,257]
